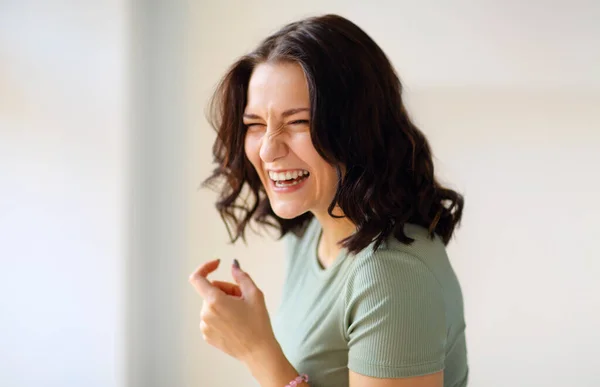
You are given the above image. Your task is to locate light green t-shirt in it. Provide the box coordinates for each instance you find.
[272,217,468,387]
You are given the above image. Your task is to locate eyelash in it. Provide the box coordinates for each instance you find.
[289,119,309,125]
[244,120,309,129]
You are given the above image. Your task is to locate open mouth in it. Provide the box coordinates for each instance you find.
[268,169,310,188]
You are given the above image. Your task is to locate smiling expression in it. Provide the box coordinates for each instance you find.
[243,61,339,219]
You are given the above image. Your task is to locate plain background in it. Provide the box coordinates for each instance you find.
[1,1,599,387]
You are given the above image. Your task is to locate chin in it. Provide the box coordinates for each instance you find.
[270,201,305,220]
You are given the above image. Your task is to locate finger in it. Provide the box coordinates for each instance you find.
[189,258,221,299]
[191,258,220,277]
[231,262,260,297]
[211,280,242,297]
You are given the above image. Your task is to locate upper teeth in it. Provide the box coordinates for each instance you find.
[269,170,309,181]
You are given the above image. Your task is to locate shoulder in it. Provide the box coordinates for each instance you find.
[346,223,446,296]
[342,224,448,340]
[342,226,448,377]
[344,248,444,315]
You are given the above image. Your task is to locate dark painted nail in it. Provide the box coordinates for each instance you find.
[233,259,240,269]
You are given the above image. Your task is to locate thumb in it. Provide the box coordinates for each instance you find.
[231,259,259,297]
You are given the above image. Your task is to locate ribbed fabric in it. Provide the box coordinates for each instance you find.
[272,217,468,387]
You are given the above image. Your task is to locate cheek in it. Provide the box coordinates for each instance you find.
[290,133,320,165]
[244,134,261,168]
[291,138,338,193]
[322,166,339,194]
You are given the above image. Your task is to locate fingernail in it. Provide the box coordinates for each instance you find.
[233,259,240,269]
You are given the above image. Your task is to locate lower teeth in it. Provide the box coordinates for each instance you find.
[275,176,307,187]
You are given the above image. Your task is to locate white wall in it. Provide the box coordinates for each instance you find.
[2,1,598,387]
[186,1,600,387]
[0,2,128,387]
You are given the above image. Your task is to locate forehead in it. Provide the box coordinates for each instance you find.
[245,61,310,114]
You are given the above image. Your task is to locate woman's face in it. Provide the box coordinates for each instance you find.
[243,61,338,219]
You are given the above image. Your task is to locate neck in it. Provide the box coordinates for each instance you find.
[313,208,356,269]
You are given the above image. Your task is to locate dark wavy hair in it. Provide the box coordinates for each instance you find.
[203,14,464,254]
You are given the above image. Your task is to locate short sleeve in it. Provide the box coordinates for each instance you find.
[344,251,447,378]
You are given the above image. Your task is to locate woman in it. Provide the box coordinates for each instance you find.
[189,14,468,387]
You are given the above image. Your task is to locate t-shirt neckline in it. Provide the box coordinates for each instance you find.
[310,217,349,278]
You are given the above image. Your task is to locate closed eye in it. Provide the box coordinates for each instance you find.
[244,123,265,130]
[288,119,309,125]
[243,120,308,131]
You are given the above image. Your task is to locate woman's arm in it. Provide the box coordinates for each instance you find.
[349,370,443,387]
[243,342,308,387]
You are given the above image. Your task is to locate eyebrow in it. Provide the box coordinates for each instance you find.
[243,107,310,120]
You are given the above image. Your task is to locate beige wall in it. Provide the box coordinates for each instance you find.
[186,2,600,387]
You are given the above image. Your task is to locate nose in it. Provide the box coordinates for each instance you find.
[259,124,288,163]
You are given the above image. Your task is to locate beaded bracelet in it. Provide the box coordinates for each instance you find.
[285,373,309,386]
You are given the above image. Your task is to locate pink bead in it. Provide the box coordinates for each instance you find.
[285,374,309,386]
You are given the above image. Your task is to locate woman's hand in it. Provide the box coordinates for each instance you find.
[188,258,279,364]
